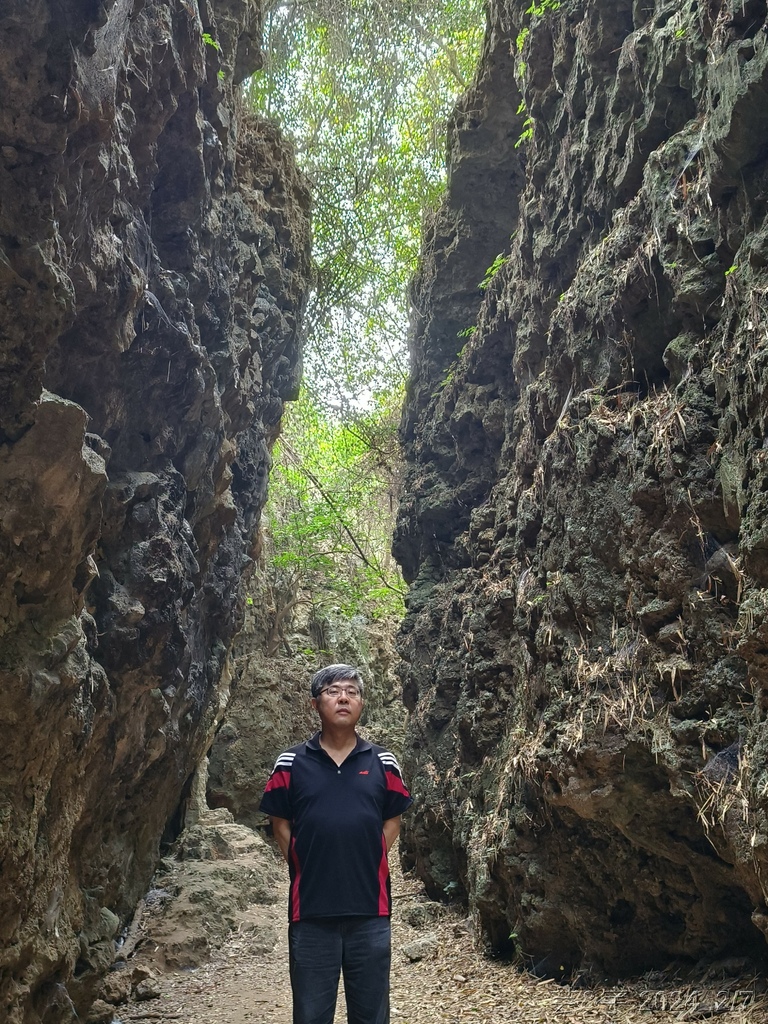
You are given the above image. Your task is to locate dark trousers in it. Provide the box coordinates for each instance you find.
[288,916,391,1024]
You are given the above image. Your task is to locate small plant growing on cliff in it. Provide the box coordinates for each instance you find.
[514,100,532,147]
[526,0,561,13]
[457,325,477,337]
[724,264,738,277]
[515,117,534,148]
[435,367,455,392]
[516,0,560,76]
[479,252,507,291]
[517,0,561,54]
[202,31,224,80]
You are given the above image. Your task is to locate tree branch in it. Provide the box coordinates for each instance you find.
[280,439,405,597]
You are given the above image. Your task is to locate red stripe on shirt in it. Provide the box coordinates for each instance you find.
[264,769,291,792]
[384,770,410,798]
[289,835,302,922]
[377,834,390,916]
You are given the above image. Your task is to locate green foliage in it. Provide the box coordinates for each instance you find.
[515,0,561,111]
[202,31,221,51]
[479,252,507,290]
[434,370,454,393]
[526,0,560,14]
[245,0,484,408]
[515,0,559,61]
[724,264,738,277]
[259,390,406,652]
[515,117,534,148]
[244,1,484,643]
[432,338,472,395]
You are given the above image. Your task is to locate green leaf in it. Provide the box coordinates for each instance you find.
[478,252,507,290]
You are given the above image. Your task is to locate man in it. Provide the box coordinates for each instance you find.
[260,663,412,1024]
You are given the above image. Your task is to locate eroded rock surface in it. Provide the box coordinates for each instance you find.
[0,1,310,1021]
[131,816,282,974]
[396,0,768,975]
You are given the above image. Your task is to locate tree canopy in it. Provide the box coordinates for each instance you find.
[244,0,485,648]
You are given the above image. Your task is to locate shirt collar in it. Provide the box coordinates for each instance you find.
[307,731,372,754]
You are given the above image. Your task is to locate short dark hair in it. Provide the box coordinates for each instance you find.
[310,664,363,698]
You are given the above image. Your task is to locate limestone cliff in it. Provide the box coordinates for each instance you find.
[0,1,310,1020]
[396,0,768,975]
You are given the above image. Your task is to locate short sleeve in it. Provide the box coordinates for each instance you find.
[377,750,413,819]
[259,750,295,820]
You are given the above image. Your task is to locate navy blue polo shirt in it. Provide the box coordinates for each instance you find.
[259,733,412,922]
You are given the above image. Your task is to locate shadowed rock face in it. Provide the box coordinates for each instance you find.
[0,1,310,1020]
[396,0,768,976]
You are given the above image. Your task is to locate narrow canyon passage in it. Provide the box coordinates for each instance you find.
[8,1,768,1020]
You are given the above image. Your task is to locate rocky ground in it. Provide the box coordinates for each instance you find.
[102,818,768,1024]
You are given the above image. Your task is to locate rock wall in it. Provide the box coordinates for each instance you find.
[0,1,310,1021]
[395,0,768,976]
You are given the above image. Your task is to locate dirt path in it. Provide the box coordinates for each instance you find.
[115,848,768,1024]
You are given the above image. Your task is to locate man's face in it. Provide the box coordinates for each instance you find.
[312,678,364,729]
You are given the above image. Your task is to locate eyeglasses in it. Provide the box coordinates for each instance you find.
[320,685,362,699]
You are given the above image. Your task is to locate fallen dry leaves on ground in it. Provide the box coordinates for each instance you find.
[116,845,768,1024]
